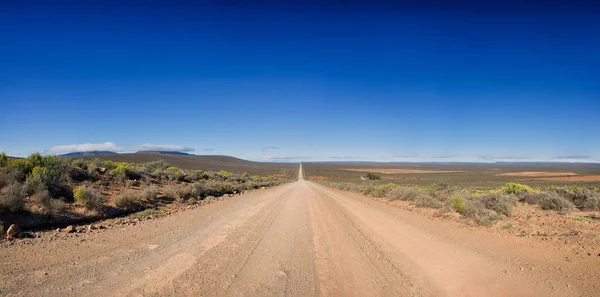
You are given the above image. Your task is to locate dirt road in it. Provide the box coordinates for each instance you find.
[2,164,599,296]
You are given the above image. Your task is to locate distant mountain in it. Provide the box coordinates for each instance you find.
[60,151,117,157]
[136,151,191,156]
[77,153,298,176]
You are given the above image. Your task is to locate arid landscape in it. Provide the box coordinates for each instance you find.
[2,1,599,296]
[2,156,600,296]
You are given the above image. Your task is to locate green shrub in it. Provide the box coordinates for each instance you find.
[125,179,139,188]
[502,183,534,195]
[142,185,159,200]
[71,158,88,169]
[101,160,117,170]
[218,170,231,177]
[111,163,131,176]
[359,185,376,195]
[73,186,106,211]
[26,152,44,169]
[449,197,467,214]
[114,190,141,210]
[0,152,8,167]
[0,183,26,213]
[165,166,183,181]
[24,166,46,195]
[366,173,381,180]
[7,158,30,181]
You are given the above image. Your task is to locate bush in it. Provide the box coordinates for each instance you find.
[7,158,30,181]
[519,191,575,211]
[71,159,89,169]
[581,194,600,211]
[175,185,194,202]
[68,166,94,182]
[502,183,534,195]
[540,192,575,211]
[26,152,44,169]
[163,186,178,200]
[479,193,516,217]
[449,197,467,214]
[126,179,140,188]
[412,192,444,208]
[0,152,8,167]
[387,187,419,201]
[553,187,599,210]
[142,185,159,200]
[202,180,234,197]
[24,167,46,195]
[114,190,141,210]
[73,186,106,211]
[165,167,183,181]
[0,183,26,213]
[366,173,381,180]
[33,189,53,213]
[461,199,502,225]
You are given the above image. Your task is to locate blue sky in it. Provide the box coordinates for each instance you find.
[1,2,599,162]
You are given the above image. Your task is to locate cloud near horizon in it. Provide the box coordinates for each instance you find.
[47,142,195,155]
[329,156,364,160]
[259,156,312,161]
[552,156,591,160]
[261,146,281,152]
[479,156,533,161]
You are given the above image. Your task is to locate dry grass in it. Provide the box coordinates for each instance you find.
[497,172,578,177]
[343,168,464,174]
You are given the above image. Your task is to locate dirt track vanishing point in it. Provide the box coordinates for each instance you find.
[2,164,599,296]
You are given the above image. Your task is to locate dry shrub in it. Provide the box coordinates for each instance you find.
[73,186,106,211]
[479,193,516,217]
[142,185,159,200]
[412,192,444,209]
[114,190,141,210]
[462,199,502,225]
[519,192,575,211]
[0,182,26,213]
[387,187,419,201]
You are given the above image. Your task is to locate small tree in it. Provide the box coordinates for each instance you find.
[366,173,381,180]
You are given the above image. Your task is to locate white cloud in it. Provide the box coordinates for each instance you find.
[47,142,124,154]
[137,144,195,152]
[47,142,195,155]
[259,156,312,162]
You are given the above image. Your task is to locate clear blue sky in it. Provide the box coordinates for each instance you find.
[1,2,599,162]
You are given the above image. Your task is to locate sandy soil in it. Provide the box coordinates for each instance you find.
[497,171,579,177]
[343,168,464,174]
[1,165,599,296]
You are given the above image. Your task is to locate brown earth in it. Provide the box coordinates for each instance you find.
[497,171,579,177]
[343,168,465,174]
[530,175,600,182]
[1,166,599,296]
